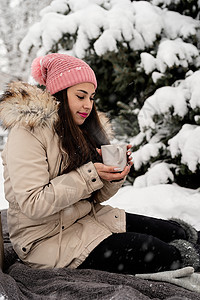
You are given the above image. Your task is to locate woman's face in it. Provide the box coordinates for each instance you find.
[67,82,96,125]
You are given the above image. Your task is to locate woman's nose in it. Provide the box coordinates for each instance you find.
[83,98,93,109]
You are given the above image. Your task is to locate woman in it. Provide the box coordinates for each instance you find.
[0,53,199,274]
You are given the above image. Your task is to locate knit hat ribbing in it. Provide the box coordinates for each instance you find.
[31,53,97,95]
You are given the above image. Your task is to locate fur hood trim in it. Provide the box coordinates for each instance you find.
[0,81,113,137]
[0,82,59,130]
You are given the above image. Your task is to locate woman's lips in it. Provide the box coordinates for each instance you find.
[78,112,88,118]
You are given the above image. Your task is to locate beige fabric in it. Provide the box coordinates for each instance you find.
[0,82,126,269]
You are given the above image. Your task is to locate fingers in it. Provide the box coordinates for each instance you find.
[94,163,131,181]
[120,165,131,176]
[127,144,133,166]
[96,148,102,156]
[105,165,130,181]
[127,154,133,166]
[94,163,121,174]
[101,164,130,175]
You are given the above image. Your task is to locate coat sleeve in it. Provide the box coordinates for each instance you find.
[93,177,125,204]
[5,127,103,219]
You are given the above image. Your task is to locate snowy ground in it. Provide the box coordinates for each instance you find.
[105,183,200,230]
[1,154,199,230]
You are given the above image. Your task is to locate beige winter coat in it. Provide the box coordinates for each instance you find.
[0,82,126,269]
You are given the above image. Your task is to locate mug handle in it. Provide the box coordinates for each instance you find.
[117,146,124,164]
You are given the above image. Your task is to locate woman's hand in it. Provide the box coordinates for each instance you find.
[94,144,133,182]
[94,163,131,181]
[127,144,133,167]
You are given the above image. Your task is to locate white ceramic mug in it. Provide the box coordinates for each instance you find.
[101,144,127,171]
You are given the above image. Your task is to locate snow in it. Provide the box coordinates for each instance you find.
[138,86,189,131]
[182,71,200,109]
[105,183,200,230]
[137,71,200,133]
[140,53,156,74]
[151,0,174,5]
[1,153,200,231]
[131,142,166,170]
[124,70,200,187]
[9,0,22,8]
[129,71,200,184]
[133,162,175,188]
[169,124,200,172]
[163,10,198,39]
[152,71,164,83]
[156,39,199,72]
[138,10,200,77]
[20,22,42,53]
[133,1,163,47]
[40,0,69,15]
[0,40,9,73]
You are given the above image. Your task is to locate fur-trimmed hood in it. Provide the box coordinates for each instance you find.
[0,82,59,130]
[0,81,112,136]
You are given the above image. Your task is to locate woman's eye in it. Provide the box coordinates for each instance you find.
[77,95,84,99]
[90,97,95,101]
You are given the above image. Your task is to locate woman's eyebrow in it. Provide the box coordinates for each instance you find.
[77,89,96,95]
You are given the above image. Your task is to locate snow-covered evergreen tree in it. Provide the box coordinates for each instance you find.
[20,0,200,121]
[19,0,200,188]
[130,70,200,189]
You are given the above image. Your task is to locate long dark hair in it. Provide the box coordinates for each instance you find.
[53,89,110,174]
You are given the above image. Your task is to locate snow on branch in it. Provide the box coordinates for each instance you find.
[138,85,189,131]
[19,0,200,64]
[137,71,200,132]
[133,162,174,187]
[131,142,166,170]
[169,124,200,172]
[132,71,200,187]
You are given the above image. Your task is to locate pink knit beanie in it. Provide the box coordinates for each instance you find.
[31,53,97,95]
